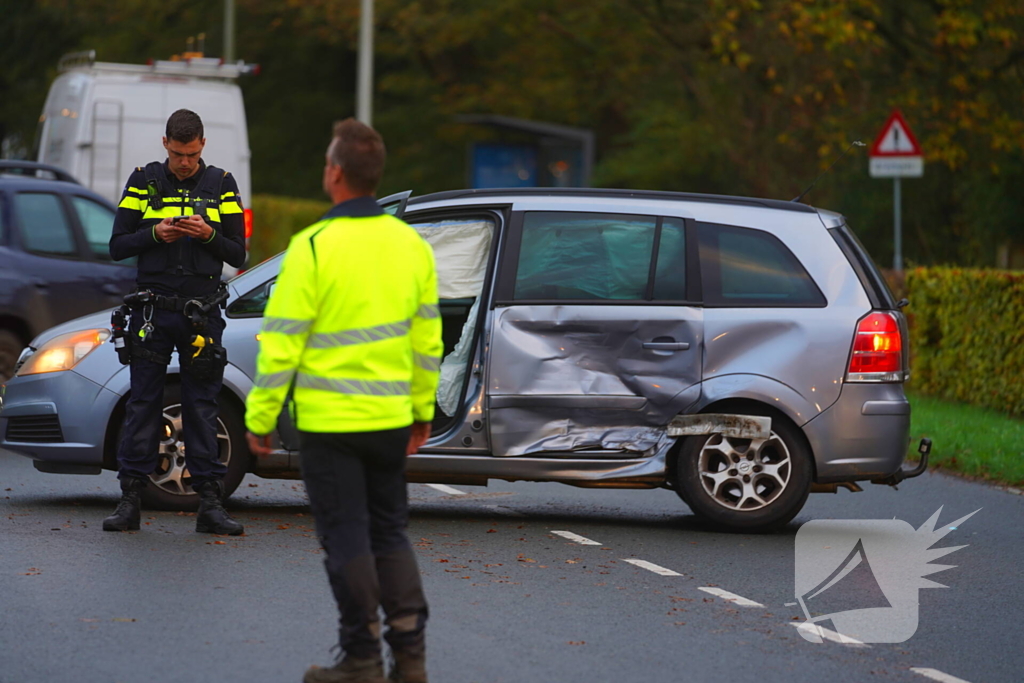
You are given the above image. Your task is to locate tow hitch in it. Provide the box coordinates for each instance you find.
[872,438,931,489]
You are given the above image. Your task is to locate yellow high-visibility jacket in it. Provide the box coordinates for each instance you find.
[244,197,443,436]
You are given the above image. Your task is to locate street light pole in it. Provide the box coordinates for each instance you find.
[893,177,902,272]
[356,0,374,126]
[223,0,235,62]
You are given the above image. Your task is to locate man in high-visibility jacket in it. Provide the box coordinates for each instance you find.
[245,119,442,683]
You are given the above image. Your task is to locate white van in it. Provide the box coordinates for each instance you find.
[37,50,255,269]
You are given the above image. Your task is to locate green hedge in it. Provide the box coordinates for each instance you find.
[907,267,1024,416]
[248,194,331,266]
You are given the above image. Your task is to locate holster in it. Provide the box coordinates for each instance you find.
[185,340,227,381]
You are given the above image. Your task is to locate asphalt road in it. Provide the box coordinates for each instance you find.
[1,448,1021,683]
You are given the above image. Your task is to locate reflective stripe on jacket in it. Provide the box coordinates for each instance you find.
[244,205,443,435]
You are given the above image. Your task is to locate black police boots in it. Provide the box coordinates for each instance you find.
[194,480,244,535]
[102,477,146,531]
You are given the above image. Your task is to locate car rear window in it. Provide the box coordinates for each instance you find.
[71,196,116,260]
[14,192,77,256]
[698,222,825,307]
[511,212,687,302]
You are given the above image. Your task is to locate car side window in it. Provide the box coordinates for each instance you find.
[653,218,687,300]
[227,279,275,317]
[511,212,688,302]
[698,222,825,306]
[13,192,77,256]
[70,196,116,261]
[514,212,655,300]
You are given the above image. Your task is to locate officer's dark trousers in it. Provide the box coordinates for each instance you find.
[117,307,227,484]
[300,428,428,659]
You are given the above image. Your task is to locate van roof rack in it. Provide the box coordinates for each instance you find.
[0,160,80,184]
[58,50,258,79]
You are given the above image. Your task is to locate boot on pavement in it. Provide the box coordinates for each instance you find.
[102,477,146,531]
[194,480,244,535]
[304,654,386,683]
[388,648,427,683]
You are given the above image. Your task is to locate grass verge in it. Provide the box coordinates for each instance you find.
[908,391,1024,487]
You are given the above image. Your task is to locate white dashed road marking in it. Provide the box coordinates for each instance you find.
[697,587,765,607]
[426,484,466,496]
[622,559,683,577]
[790,622,868,647]
[550,530,602,546]
[910,668,972,683]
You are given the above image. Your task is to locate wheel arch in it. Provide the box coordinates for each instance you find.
[666,397,818,487]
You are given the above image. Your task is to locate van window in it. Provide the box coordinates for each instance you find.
[698,223,825,306]
[14,192,77,256]
[512,212,689,302]
[514,212,656,300]
[71,196,116,260]
[653,218,687,300]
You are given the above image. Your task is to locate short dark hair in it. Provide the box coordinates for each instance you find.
[329,118,386,195]
[166,109,204,143]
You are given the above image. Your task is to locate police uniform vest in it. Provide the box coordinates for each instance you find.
[136,161,228,278]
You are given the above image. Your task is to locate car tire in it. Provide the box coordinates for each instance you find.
[0,329,25,383]
[128,383,249,512]
[673,410,813,532]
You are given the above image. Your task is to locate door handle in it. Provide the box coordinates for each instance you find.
[102,283,122,295]
[643,341,690,351]
[32,279,49,290]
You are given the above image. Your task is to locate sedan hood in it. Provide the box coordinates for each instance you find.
[30,308,114,349]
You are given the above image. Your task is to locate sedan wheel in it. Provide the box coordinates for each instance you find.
[151,402,231,497]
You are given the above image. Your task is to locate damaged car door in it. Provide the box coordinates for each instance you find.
[487,210,703,457]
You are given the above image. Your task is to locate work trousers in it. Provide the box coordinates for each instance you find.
[300,428,428,659]
[117,307,227,484]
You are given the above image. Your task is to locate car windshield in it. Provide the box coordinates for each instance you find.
[227,252,284,288]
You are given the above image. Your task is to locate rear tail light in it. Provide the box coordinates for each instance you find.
[846,311,903,382]
[243,208,253,241]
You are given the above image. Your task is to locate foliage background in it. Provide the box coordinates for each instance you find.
[906,267,1024,416]
[1,0,1022,266]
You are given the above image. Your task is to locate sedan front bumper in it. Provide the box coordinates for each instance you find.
[0,369,122,471]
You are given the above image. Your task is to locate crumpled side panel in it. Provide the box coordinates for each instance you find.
[488,305,703,456]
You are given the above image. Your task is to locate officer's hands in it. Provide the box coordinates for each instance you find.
[407,422,431,455]
[246,431,274,458]
[175,215,214,241]
[154,218,185,243]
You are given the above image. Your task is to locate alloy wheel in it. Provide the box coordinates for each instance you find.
[697,432,792,511]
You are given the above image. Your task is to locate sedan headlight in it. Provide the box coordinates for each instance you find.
[16,329,110,376]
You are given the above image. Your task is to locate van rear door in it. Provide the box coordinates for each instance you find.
[486,209,704,457]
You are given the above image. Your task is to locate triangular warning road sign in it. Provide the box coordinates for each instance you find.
[870,110,922,157]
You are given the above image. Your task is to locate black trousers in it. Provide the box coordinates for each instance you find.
[117,307,227,484]
[300,428,428,659]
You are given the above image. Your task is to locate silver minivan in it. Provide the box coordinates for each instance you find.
[0,188,925,531]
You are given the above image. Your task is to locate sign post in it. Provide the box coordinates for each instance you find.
[869,110,923,272]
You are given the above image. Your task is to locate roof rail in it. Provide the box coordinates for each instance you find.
[0,161,80,184]
[57,51,258,79]
[409,187,818,214]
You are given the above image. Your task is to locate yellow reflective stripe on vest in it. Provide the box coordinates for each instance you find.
[262,317,313,334]
[413,351,441,372]
[254,368,296,389]
[416,303,439,319]
[306,320,411,349]
[220,201,242,215]
[143,206,185,220]
[296,372,410,397]
[119,196,145,211]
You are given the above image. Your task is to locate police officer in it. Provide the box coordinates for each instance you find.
[103,109,246,536]
[245,119,442,683]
